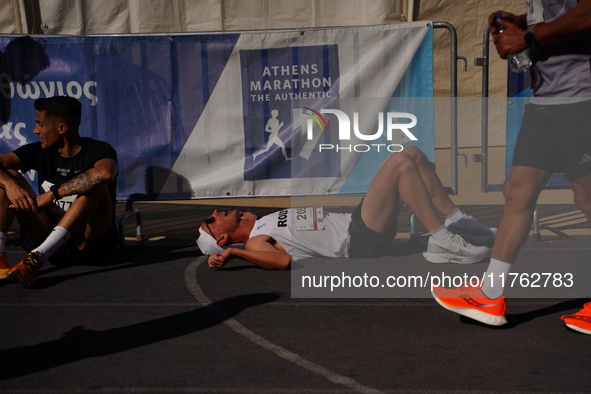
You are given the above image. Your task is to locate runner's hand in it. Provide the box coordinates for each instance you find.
[208,248,233,268]
[6,182,38,212]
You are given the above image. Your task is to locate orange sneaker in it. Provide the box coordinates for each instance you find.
[6,251,43,288]
[561,302,591,335]
[0,253,9,280]
[432,284,507,326]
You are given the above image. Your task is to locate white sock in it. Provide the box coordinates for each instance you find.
[445,208,464,224]
[481,258,512,299]
[430,225,451,242]
[32,226,71,265]
[0,231,6,254]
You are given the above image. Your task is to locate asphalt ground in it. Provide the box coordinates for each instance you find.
[0,201,590,393]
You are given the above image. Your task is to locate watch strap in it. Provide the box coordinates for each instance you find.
[51,184,61,200]
[524,30,537,48]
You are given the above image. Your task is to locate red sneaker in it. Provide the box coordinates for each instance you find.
[561,302,591,335]
[6,251,43,288]
[432,284,507,326]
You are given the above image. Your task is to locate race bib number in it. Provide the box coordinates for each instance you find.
[41,180,78,212]
[293,207,324,231]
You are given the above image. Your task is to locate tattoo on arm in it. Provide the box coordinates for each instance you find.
[61,168,106,196]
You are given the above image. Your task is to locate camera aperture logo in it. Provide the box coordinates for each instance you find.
[302,107,419,154]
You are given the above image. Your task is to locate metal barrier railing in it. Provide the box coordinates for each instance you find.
[433,22,467,197]
[410,22,466,237]
[474,24,503,193]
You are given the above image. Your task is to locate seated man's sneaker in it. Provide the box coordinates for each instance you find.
[432,284,507,326]
[6,251,43,288]
[423,233,490,264]
[561,302,591,335]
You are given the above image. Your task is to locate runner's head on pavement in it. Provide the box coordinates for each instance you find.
[196,227,244,255]
[196,227,223,255]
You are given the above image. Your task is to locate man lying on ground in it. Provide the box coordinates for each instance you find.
[197,146,494,270]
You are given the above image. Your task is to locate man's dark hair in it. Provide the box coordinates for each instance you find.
[34,96,82,131]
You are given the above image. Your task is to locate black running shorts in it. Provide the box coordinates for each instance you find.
[347,200,398,258]
[512,100,591,182]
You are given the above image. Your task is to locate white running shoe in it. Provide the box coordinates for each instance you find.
[423,232,490,264]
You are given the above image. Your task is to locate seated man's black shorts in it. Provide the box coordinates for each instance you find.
[348,200,397,258]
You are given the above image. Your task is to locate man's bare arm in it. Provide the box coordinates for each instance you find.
[490,0,591,58]
[229,249,291,270]
[208,235,291,270]
[533,0,591,45]
[53,158,118,199]
[0,152,38,211]
[0,152,25,188]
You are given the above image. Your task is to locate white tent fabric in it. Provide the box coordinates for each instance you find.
[3,0,405,34]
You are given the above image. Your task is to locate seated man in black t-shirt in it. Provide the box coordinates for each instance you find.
[0,96,119,288]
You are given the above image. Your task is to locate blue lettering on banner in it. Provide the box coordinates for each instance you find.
[240,45,341,181]
[0,34,239,199]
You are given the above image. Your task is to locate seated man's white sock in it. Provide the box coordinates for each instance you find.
[481,258,512,299]
[430,225,452,242]
[32,226,71,265]
[445,208,464,224]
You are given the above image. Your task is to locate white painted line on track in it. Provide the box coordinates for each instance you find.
[184,256,383,394]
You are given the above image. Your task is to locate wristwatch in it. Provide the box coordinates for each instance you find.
[50,184,62,200]
[524,30,537,48]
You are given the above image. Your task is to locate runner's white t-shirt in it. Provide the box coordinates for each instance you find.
[249,209,351,261]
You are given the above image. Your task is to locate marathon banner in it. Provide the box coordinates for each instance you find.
[0,22,434,200]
